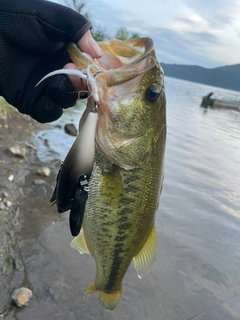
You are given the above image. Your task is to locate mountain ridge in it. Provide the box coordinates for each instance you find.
[160,63,240,92]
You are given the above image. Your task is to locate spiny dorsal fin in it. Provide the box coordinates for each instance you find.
[70,229,90,254]
[133,224,157,278]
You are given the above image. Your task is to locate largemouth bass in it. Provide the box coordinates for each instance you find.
[58,37,166,310]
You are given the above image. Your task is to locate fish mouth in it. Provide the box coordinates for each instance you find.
[98,37,154,69]
[67,37,157,86]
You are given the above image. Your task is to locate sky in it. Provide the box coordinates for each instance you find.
[54,0,240,68]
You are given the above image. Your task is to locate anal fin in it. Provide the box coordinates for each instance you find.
[70,229,90,254]
[133,224,157,278]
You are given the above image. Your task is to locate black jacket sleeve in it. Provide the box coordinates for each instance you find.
[0,0,92,122]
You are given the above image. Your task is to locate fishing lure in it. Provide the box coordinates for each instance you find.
[37,67,100,236]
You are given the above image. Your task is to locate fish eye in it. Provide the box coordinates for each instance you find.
[146,85,161,103]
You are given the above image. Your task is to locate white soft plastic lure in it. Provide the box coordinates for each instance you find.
[35,67,99,103]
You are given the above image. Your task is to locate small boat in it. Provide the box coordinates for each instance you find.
[201,92,240,111]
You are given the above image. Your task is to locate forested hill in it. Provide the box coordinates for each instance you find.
[160,63,240,92]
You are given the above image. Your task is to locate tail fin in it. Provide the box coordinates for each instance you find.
[83,282,122,311]
[98,287,122,311]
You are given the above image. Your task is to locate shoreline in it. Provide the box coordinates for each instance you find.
[0,111,57,318]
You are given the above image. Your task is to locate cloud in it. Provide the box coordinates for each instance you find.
[138,21,221,66]
[182,0,240,29]
[57,0,240,67]
[85,0,230,66]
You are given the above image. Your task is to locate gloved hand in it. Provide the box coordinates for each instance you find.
[0,0,102,123]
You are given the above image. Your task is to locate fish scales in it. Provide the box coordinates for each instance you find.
[64,37,167,310]
[85,160,158,288]
[82,126,165,306]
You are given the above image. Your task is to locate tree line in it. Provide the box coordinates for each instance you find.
[65,0,140,41]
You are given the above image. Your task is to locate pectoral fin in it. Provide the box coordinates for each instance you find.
[101,135,149,170]
[116,136,149,169]
[70,229,90,255]
[133,225,157,278]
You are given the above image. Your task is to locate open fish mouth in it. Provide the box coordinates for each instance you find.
[68,37,158,87]
[36,37,158,106]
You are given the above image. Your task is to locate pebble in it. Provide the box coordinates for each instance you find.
[2,191,9,198]
[5,200,12,207]
[0,202,6,210]
[37,167,51,177]
[44,138,50,146]
[64,123,78,136]
[8,174,14,181]
[25,142,36,150]
[11,287,32,307]
[33,179,47,185]
[7,146,27,158]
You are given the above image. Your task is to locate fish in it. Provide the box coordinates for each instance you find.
[57,37,166,310]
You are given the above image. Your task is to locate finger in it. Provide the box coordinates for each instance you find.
[77,30,102,59]
[30,95,63,123]
[63,63,88,99]
[47,74,78,109]
[63,63,87,93]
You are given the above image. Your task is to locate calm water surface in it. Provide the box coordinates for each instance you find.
[27,77,240,320]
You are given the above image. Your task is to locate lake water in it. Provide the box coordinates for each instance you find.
[28,77,240,320]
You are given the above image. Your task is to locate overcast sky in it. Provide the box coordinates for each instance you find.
[55,0,240,68]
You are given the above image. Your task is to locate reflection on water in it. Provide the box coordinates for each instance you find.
[28,77,240,320]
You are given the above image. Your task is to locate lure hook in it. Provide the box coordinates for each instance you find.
[35,67,100,106]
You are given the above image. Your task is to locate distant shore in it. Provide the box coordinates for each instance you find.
[161,62,240,92]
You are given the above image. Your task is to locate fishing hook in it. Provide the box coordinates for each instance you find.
[35,67,101,108]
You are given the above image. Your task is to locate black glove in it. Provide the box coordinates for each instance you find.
[0,0,91,122]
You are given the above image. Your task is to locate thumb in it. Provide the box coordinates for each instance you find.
[77,30,103,58]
